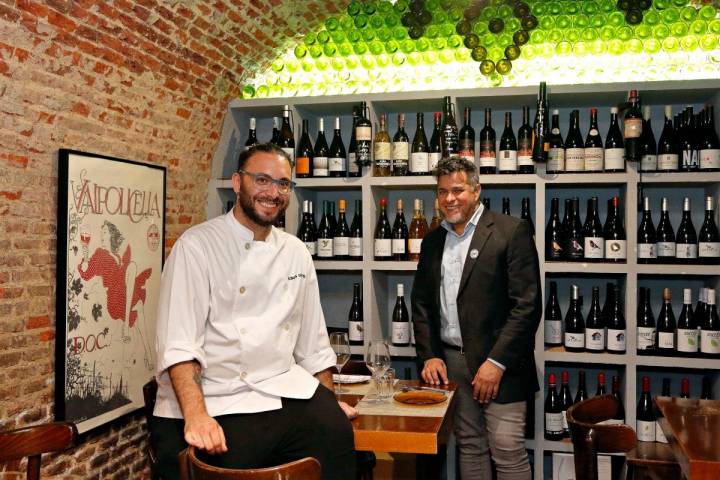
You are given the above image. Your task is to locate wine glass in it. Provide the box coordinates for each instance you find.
[330,332,351,394]
[365,339,391,403]
[80,223,91,259]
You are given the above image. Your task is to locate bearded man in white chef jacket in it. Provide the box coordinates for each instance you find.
[150,143,357,480]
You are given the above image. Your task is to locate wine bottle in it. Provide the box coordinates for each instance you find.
[374,197,392,261]
[544,281,563,347]
[565,197,584,261]
[518,105,535,174]
[374,113,392,177]
[408,198,429,262]
[564,284,585,352]
[604,196,627,262]
[430,198,442,231]
[270,116,280,145]
[391,198,408,261]
[637,376,656,442]
[624,89,643,162]
[479,108,497,174]
[656,197,676,262]
[701,376,713,399]
[391,283,410,346]
[584,107,604,172]
[502,197,511,216]
[429,112,443,171]
[575,370,588,403]
[392,113,410,176]
[275,212,286,232]
[521,197,535,239]
[348,106,361,177]
[680,106,699,171]
[498,112,518,174]
[611,376,625,424]
[441,96,458,157]
[356,102,372,169]
[349,199,363,260]
[699,105,720,171]
[701,288,720,357]
[656,378,671,443]
[329,117,347,177]
[546,109,565,174]
[313,118,330,177]
[637,197,658,263]
[334,199,350,259]
[605,107,626,172]
[677,288,699,355]
[565,110,585,172]
[348,282,364,346]
[410,112,430,175]
[606,284,627,353]
[585,286,605,352]
[279,105,295,166]
[458,107,475,163]
[245,117,259,150]
[657,105,679,172]
[532,81,549,163]
[560,371,574,437]
[544,373,564,441]
[583,197,604,261]
[317,201,334,259]
[680,377,690,398]
[298,200,317,258]
[657,287,676,355]
[639,106,658,172]
[699,195,720,262]
[676,197,698,261]
[637,287,656,354]
[296,118,313,178]
[595,372,607,396]
[545,197,564,261]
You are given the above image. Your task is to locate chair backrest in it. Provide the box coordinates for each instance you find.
[179,447,322,480]
[0,421,77,480]
[143,378,160,480]
[566,395,637,480]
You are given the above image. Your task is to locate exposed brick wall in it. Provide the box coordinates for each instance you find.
[0,1,346,478]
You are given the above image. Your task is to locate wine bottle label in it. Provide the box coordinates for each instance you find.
[442,128,458,153]
[655,422,668,443]
[544,319,562,344]
[637,420,656,442]
[458,149,474,163]
[348,152,359,174]
[657,241,676,257]
[410,152,429,173]
[329,157,345,172]
[584,237,604,259]
[313,156,329,176]
[700,149,720,170]
[564,332,585,349]
[392,239,406,255]
[585,328,605,350]
[410,320,415,345]
[624,118,642,138]
[676,243,698,259]
[393,142,409,162]
[317,238,333,257]
[547,148,564,172]
[429,152,442,170]
[584,147,604,171]
[282,147,295,166]
[518,152,534,167]
[677,328,699,353]
[637,326,656,350]
[657,153,679,170]
[296,156,311,175]
[349,238,362,257]
[606,329,626,351]
[374,142,392,169]
[357,140,372,166]
[498,150,518,171]
[605,239,627,259]
[604,148,625,170]
[701,330,720,354]
[597,419,624,426]
[349,320,364,342]
[562,410,569,431]
[682,149,699,169]
[637,243,657,259]
[333,237,349,256]
[409,238,423,254]
[392,322,410,344]
[640,154,657,171]
[565,148,585,171]
[304,241,317,255]
[356,126,372,141]
[699,242,720,258]
[479,148,497,168]
[374,238,392,257]
[658,331,674,349]
[545,412,564,434]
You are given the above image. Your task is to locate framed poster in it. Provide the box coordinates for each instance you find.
[56,149,165,433]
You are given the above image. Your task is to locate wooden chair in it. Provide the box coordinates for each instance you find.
[0,421,77,480]
[143,378,160,480]
[178,446,321,480]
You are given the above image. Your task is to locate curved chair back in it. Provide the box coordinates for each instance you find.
[566,395,637,480]
[0,421,77,480]
[179,447,321,480]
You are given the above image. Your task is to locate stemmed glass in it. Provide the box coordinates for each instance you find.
[330,332,351,394]
[364,339,391,403]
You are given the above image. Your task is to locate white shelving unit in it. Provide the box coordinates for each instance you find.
[209,80,720,479]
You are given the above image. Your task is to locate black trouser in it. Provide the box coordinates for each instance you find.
[150,385,356,480]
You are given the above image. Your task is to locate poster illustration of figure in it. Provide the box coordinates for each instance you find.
[56,149,165,434]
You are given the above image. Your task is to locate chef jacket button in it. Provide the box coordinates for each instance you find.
[245,243,251,250]
[284,323,290,331]
[240,371,247,379]
[240,328,247,334]
[239,286,246,294]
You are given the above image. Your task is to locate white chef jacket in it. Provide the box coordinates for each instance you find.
[153,211,336,419]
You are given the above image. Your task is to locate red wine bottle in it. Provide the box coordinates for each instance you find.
[699,105,720,171]
[583,197,604,262]
[391,283,410,346]
[333,199,350,260]
[313,118,330,177]
[544,281,563,347]
[639,106,658,172]
[498,112,518,174]
[547,109,565,174]
[585,286,605,352]
[701,288,720,357]
[656,197,676,262]
[677,288,698,355]
[410,112,430,175]
[605,284,626,353]
[296,118,313,178]
[479,108,497,174]
[575,370,588,403]
[698,195,720,263]
[545,197,564,261]
[245,117,259,150]
[584,107,604,172]
[391,199,408,261]
[544,373,564,441]
[559,371,573,437]
[532,81,549,163]
[518,105,535,173]
[349,199,363,260]
[637,287,656,354]
[458,107,475,164]
[565,197,584,261]
[392,113,410,176]
[603,196,627,262]
[329,117,347,177]
[657,105,679,172]
[565,110,585,172]
[374,197,392,261]
[441,96,458,157]
[348,282,364,346]
[624,89,643,162]
[637,196,657,264]
[564,284,585,352]
[657,287,676,355]
[611,375,625,423]
[636,376,656,442]
[676,197,698,262]
[595,372,607,396]
[605,107,626,172]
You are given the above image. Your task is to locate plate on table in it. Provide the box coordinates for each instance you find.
[393,390,448,405]
[333,374,371,384]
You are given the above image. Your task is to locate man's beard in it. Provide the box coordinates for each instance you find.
[237,190,286,227]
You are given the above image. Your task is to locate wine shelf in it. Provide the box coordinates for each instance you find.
[543,262,629,274]
[388,345,417,357]
[636,264,720,276]
[313,261,363,271]
[295,177,362,189]
[544,350,628,365]
[640,172,720,184]
[635,355,715,369]
[368,261,418,271]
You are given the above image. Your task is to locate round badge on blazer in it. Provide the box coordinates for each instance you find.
[470,249,479,259]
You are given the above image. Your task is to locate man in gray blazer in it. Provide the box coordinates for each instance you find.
[412,156,541,479]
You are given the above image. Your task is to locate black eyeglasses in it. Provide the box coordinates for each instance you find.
[238,169,296,194]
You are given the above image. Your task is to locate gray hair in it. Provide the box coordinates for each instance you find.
[433,156,480,188]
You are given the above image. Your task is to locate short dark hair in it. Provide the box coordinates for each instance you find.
[433,156,480,187]
[237,143,293,171]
